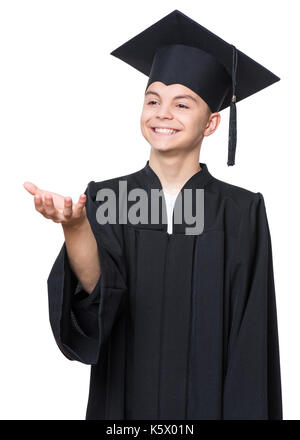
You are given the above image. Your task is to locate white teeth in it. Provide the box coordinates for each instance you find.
[154,128,177,134]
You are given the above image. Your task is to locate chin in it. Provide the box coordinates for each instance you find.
[142,128,187,152]
[150,141,181,153]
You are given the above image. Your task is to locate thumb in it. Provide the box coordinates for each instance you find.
[23,181,39,195]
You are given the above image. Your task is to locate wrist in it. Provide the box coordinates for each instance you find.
[62,215,89,233]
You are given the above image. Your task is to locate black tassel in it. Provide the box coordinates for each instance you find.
[227,45,238,166]
[227,96,237,165]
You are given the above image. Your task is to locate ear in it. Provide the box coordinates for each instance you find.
[203,112,221,137]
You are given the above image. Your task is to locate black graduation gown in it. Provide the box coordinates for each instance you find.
[47,161,282,420]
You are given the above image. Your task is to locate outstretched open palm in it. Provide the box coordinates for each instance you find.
[23,181,87,227]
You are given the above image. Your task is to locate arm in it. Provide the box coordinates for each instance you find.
[62,216,101,295]
[47,181,127,365]
[222,192,282,419]
[24,179,127,365]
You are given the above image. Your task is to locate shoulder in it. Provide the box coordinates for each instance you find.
[207,175,264,212]
[85,168,144,198]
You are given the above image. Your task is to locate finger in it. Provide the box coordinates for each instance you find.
[24,181,39,195]
[34,193,44,213]
[63,197,73,218]
[73,194,86,216]
[43,192,58,218]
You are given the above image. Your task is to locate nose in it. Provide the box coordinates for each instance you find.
[155,103,173,119]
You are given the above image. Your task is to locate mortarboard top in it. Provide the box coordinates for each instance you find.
[110,9,280,166]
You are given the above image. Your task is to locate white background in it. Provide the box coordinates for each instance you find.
[0,0,298,420]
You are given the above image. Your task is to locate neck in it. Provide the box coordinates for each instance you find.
[148,149,202,193]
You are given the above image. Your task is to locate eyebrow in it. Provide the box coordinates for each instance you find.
[145,90,198,104]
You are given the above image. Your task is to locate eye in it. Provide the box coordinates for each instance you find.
[147,100,189,109]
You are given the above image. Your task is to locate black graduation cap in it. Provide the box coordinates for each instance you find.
[110,9,280,166]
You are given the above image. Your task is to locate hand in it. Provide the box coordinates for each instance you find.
[23,181,87,228]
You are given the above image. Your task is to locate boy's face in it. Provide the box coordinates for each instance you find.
[140,81,218,154]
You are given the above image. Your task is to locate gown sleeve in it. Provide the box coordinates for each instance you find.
[223,192,283,420]
[47,180,127,365]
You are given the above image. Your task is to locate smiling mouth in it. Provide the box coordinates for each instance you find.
[150,127,181,136]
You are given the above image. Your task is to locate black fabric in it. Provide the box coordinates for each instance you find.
[47,161,282,420]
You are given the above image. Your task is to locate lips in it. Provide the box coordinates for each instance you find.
[150,127,180,136]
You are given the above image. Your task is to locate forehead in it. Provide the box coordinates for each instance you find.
[145,84,202,107]
[144,81,211,109]
[146,81,198,98]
